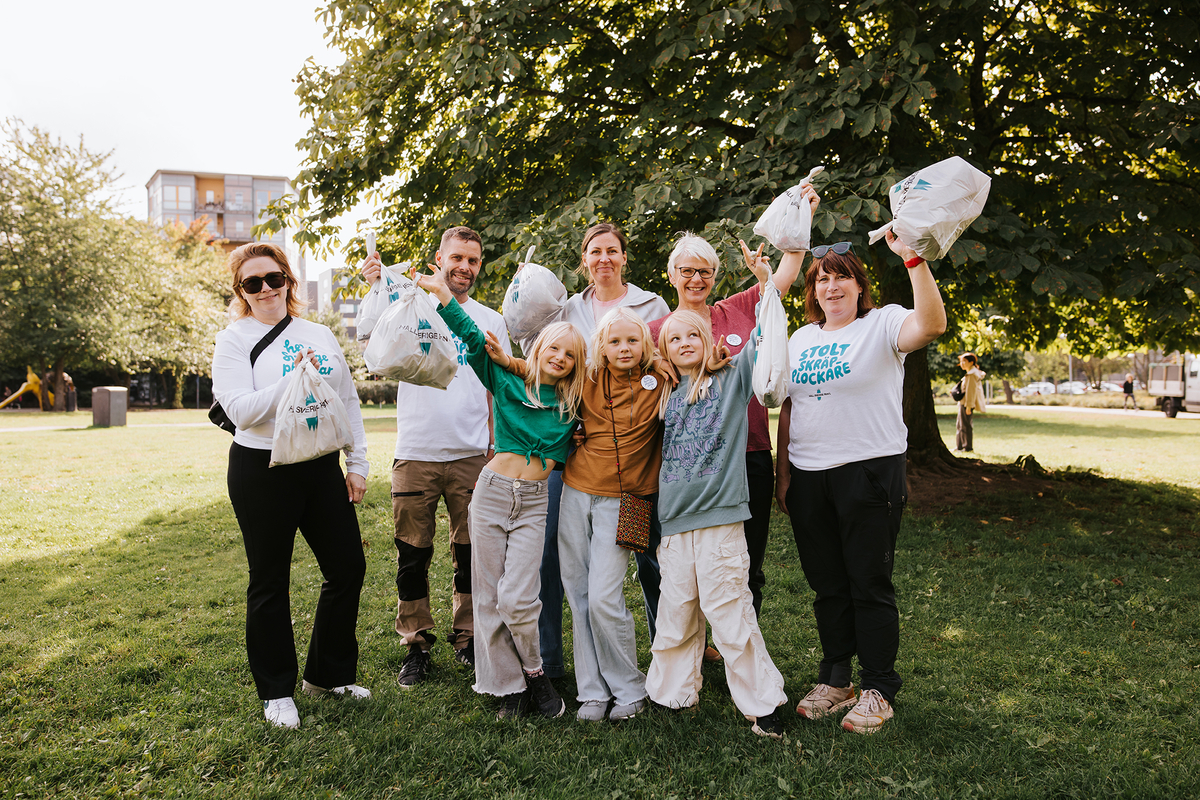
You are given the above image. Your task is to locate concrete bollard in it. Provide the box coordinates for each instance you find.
[92,387,128,427]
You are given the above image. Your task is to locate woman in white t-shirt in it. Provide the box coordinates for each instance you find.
[775,232,946,735]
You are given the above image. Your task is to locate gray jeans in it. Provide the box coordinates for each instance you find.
[469,468,549,697]
[955,404,973,451]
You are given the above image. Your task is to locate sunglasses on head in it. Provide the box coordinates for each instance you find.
[811,242,854,258]
[238,272,288,294]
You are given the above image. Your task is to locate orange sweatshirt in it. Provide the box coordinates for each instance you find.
[510,358,668,497]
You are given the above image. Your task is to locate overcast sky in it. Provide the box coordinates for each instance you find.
[0,0,366,277]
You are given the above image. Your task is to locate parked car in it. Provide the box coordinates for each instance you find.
[1097,381,1123,393]
[1057,381,1087,395]
[1018,382,1057,396]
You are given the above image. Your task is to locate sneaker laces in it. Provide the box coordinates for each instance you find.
[855,689,888,715]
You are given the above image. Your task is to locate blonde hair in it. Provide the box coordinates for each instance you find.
[666,232,720,279]
[589,308,655,377]
[523,321,587,421]
[227,242,304,320]
[658,311,724,407]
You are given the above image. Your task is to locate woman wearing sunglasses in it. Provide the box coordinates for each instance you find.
[647,186,819,638]
[775,233,946,735]
[212,242,371,730]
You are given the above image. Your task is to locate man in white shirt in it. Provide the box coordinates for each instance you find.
[362,226,510,688]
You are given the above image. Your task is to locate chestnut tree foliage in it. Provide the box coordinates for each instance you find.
[275,0,1199,461]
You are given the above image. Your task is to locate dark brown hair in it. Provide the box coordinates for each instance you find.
[439,225,482,252]
[960,352,978,365]
[576,222,628,282]
[803,251,876,325]
[227,242,304,319]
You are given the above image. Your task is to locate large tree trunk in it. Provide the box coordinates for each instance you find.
[876,256,957,470]
[901,345,957,468]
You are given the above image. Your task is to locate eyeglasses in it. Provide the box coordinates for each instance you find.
[677,267,715,279]
[811,242,854,258]
[237,272,288,294]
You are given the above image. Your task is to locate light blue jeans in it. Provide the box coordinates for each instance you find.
[558,485,648,705]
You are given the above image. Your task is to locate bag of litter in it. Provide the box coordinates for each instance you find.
[363,281,460,388]
[269,360,355,467]
[751,279,790,408]
[355,264,410,344]
[753,165,825,252]
[502,246,567,348]
[868,156,991,261]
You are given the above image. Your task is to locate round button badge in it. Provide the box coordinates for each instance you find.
[641,375,658,390]
[725,334,743,347]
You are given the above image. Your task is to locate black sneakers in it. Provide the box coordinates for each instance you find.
[497,691,530,720]
[752,709,785,739]
[455,640,475,669]
[396,645,432,689]
[524,671,566,719]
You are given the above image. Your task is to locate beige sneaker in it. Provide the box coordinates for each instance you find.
[795,683,857,720]
[841,689,893,734]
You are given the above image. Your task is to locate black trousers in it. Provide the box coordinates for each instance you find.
[744,450,775,617]
[785,453,906,704]
[227,444,366,700]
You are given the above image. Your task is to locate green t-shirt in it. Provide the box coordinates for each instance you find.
[438,299,575,469]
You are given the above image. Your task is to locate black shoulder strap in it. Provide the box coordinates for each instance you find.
[250,316,292,367]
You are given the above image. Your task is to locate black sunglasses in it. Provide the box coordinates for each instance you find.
[811,242,854,258]
[238,272,288,294]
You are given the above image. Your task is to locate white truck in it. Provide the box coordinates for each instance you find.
[1148,354,1200,417]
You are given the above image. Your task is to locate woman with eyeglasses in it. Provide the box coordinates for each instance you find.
[212,242,371,730]
[776,232,946,735]
[647,186,819,642]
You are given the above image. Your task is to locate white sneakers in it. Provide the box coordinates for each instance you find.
[302,680,372,699]
[263,697,300,729]
[841,689,894,734]
[264,682,372,729]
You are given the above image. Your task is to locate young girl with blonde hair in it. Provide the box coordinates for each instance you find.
[646,252,788,739]
[416,262,586,720]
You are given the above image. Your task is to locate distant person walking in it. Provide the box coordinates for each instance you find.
[955,352,985,452]
[1122,374,1136,410]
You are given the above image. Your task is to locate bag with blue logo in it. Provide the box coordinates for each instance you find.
[753,165,824,252]
[502,247,567,350]
[868,156,991,261]
[751,278,790,408]
[269,360,355,467]
[355,264,411,343]
[363,281,460,388]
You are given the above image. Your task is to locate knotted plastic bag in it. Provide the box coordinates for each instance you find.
[503,246,567,347]
[753,166,825,252]
[355,264,410,343]
[868,157,991,261]
[269,360,355,467]
[363,280,460,388]
[751,279,790,408]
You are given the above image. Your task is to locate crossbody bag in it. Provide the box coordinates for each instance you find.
[209,316,293,434]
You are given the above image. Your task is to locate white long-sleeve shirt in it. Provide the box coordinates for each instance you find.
[213,315,369,477]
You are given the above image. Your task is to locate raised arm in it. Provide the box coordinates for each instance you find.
[886,231,948,353]
[764,183,820,296]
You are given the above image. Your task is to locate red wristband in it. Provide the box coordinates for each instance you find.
[904,256,924,269]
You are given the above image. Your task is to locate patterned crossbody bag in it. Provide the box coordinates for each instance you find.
[606,370,653,554]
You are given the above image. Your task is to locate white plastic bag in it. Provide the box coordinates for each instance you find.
[751,279,790,408]
[753,166,825,252]
[355,264,410,343]
[269,360,355,467]
[868,156,991,261]
[502,246,567,347]
[363,282,460,388]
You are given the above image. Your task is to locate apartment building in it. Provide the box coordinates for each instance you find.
[145,169,307,289]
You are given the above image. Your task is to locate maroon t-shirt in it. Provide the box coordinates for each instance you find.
[648,284,771,452]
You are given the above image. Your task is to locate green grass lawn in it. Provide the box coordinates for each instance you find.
[1,408,1198,798]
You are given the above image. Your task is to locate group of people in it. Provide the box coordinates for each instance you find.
[211,186,949,739]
